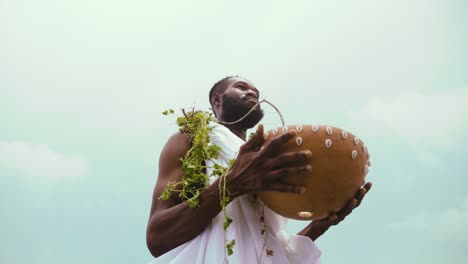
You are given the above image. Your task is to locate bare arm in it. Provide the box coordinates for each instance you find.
[146,132,225,257]
[146,125,312,257]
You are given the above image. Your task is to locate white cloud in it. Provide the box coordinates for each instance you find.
[388,195,468,244]
[346,89,468,151]
[0,141,86,179]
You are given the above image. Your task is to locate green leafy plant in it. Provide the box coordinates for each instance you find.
[226,239,236,256]
[160,109,222,206]
[160,109,236,256]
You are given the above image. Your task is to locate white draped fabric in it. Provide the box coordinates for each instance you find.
[150,123,321,264]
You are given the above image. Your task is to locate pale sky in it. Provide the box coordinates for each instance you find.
[1,0,467,263]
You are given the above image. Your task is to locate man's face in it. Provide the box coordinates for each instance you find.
[220,77,264,129]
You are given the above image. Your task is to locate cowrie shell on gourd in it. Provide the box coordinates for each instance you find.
[326,126,333,135]
[298,211,313,218]
[296,124,303,132]
[325,139,332,148]
[272,128,278,136]
[351,150,358,159]
[296,137,303,146]
[354,137,360,145]
[312,125,319,133]
[342,131,348,139]
[364,165,369,175]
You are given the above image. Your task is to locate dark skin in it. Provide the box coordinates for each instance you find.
[146,77,372,258]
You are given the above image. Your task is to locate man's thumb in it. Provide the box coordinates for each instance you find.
[242,124,265,151]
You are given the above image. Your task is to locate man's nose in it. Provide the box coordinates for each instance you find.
[246,89,258,99]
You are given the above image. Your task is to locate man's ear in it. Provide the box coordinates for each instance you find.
[211,93,221,108]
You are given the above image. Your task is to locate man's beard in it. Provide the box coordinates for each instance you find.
[221,94,264,130]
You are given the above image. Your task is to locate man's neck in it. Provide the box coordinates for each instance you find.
[224,124,247,141]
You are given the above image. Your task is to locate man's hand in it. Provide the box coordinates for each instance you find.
[227,124,312,197]
[300,182,372,241]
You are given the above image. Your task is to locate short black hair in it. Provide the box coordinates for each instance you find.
[208,75,239,107]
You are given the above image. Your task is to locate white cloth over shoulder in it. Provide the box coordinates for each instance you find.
[150,123,321,264]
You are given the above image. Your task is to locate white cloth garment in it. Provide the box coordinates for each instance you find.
[150,123,321,264]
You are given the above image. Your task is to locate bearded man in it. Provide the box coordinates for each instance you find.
[146,76,372,263]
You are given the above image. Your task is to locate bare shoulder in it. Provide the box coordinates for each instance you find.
[150,131,190,212]
[159,131,190,166]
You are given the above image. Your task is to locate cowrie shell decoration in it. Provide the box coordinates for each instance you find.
[296,137,303,146]
[298,211,313,218]
[312,125,319,133]
[354,137,360,145]
[296,124,303,132]
[342,131,348,139]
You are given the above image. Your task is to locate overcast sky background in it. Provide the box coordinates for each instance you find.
[1,0,467,263]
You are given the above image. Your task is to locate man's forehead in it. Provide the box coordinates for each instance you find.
[226,77,257,90]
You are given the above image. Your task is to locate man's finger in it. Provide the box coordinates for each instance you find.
[261,130,297,155]
[270,151,312,169]
[265,183,306,194]
[241,124,265,152]
[264,164,312,182]
[355,188,367,201]
[329,213,338,222]
[336,198,357,220]
[356,182,372,207]
[365,182,372,192]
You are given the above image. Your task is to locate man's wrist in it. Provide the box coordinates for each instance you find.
[299,221,331,241]
[224,173,247,199]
